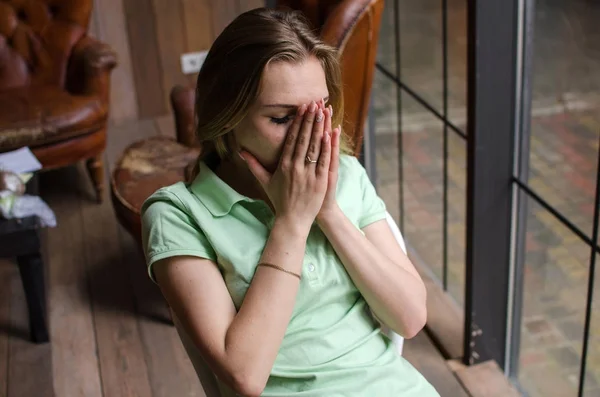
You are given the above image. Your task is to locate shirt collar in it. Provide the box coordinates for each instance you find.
[189,161,251,217]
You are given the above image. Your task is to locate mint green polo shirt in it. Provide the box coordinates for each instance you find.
[141,154,439,396]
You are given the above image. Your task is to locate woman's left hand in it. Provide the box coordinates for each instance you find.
[317,100,341,221]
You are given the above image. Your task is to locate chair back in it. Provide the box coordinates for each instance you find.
[0,0,92,90]
[277,0,385,156]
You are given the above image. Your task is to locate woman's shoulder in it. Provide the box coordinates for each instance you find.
[339,153,358,171]
[141,181,195,216]
[338,154,368,181]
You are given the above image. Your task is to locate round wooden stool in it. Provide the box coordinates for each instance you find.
[110,136,200,242]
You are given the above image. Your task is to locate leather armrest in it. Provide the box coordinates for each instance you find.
[170,85,198,147]
[67,36,118,104]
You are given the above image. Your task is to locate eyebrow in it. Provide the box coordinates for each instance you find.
[263,97,329,108]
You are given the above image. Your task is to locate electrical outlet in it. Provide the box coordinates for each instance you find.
[181,51,208,74]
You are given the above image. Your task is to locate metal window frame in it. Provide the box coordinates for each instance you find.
[463,0,520,368]
[371,0,599,394]
[507,0,535,380]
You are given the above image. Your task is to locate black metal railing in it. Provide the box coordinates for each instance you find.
[373,0,599,395]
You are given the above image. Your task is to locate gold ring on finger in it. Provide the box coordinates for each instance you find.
[305,155,318,164]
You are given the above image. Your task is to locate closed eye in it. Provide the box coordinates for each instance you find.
[270,115,293,125]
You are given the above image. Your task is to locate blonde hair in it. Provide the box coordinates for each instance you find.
[194,7,353,164]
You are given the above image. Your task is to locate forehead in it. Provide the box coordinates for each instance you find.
[257,57,329,106]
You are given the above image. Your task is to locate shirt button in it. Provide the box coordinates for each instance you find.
[308,263,316,272]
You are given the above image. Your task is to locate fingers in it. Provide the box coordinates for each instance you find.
[317,130,331,177]
[330,126,341,175]
[293,101,318,164]
[239,150,272,187]
[325,104,332,137]
[305,106,327,166]
[281,104,307,166]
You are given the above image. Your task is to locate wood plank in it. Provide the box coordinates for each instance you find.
[104,117,203,396]
[0,261,11,397]
[7,260,53,397]
[80,159,153,397]
[92,0,139,124]
[451,360,521,397]
[414,261,464,359]
[105,118,160,319]
[152,0,190,112]
[210,0,238,37]
[42,169,103,397]
[403,331,469,397]
[182,0,214,52]
[123,0,167,119]
[119,229,204,397]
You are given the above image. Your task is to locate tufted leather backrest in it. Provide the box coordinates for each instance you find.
[277,0,384,155]
[0,0,92,90]
[320,0,384,155]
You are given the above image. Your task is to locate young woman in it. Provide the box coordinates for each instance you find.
[142,7,439,397]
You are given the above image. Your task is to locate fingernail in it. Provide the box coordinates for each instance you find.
[316,108,324,122]
[299,104,307,116]
[324,131,330,143]
[309,101,317,113]
[329,105,333,118]
[238,151,246,162]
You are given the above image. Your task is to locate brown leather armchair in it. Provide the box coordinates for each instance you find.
[0,0,117,202]
[111,0,384,241]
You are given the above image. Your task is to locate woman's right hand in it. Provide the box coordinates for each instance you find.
[239,100,332,233]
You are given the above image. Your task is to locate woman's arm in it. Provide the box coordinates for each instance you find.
[154,102,331,397]
[317,208,427,338]
[315,106,426,338]
[155,218,308,397]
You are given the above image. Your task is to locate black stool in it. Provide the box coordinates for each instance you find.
[0,175,49,343]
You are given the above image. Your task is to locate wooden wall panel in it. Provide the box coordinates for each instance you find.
[152,0,191,112]
[239,0,266,13]
[124,0,167,118]
[182,0,214,52]
[89,0,266,122]
[88,3,99,38]
[181,0,214,88]
[210,0,239,37]
[92,0,139,124]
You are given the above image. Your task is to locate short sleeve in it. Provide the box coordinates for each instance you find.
[351,157,387,228]
[141,192,217,283]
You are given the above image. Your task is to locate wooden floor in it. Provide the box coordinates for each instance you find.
[0,118,471,396]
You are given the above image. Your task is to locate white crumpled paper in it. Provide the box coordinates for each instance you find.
[0,171,56,228]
